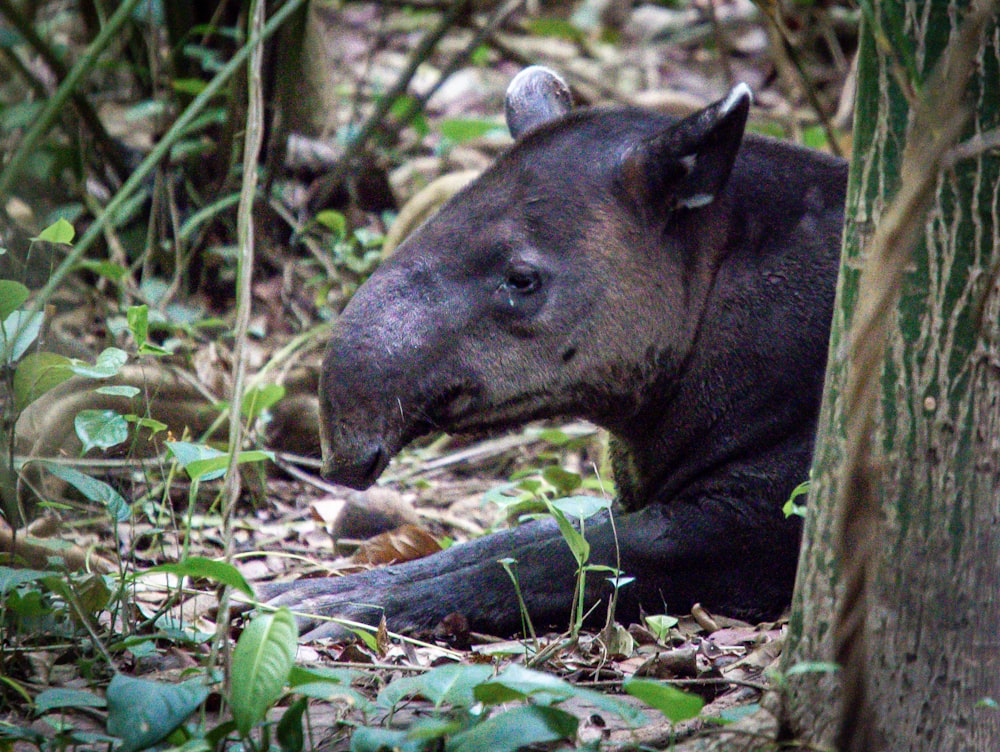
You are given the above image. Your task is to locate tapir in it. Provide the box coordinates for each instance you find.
[266,67,848,640]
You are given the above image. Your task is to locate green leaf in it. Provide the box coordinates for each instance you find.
[644,614,679,641]
[76,259,126,281]
[106,674,209,752]
[277,697,306,752]
[95,385,140,398]
[34,688,106,714]
[242,383,285,422]
[68,347,128,379]
[166,441,226,480]
[475,665,645,726]
[438,118,502,144]
[146,556,253,597]
[34,217,74,245]
[1,310,43,362]
[0,279,29,319]
[13,351,72,410]
[378,663,492,710]
[544,501,589,566]
[541,466,581,496]
[74,409,129,453]
[184,449,274,482]
[230,608,298,737]
[127,304,149,348]
[125,415,168,434]
[315,210,347,238]
[548,495,611,521]
[42,462,129,521]
[0,567,50,594]
[448,706,578,752]
[350,727,423,752]
[623,677,703,722]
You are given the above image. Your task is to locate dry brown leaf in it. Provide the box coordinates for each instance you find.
[350,523,442,566]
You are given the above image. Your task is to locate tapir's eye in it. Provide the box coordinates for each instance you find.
[502,268,541,294]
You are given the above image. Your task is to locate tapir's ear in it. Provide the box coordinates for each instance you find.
[505,66,573,140]
[619,83,752,214]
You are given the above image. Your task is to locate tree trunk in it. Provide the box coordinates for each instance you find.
[779,2,1000,750]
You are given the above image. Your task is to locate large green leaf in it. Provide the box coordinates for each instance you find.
[106,674,209,752]
[67,347,128,379]
[1,310,43,363]
[0,279,29,319]
[623,677,703,723]
[13,351,72,410]
[378,663,493,710]
[74,409,129,453]
[446,706,578,752]
[475,665,646,726]
[42,462,129,521]
[34,688,106,714]
[146,556,253,597]
[230,608,298,737]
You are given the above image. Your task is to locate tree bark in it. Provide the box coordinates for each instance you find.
[779,2,1000,750]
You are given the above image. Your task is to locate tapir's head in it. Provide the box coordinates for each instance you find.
[320,67,752,488]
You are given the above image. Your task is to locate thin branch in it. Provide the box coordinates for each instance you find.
[215,0,267,680]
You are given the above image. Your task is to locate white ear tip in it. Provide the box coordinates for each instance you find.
[721,82,753,115]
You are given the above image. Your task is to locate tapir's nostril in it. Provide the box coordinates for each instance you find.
[363,444,386,484]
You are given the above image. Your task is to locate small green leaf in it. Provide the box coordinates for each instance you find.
[106,674,209,752]
[545,501,589,566]
[542,466,581,496]
[76,259,126,281]
[42,462,129,521]
[1,310,43,362]
[242,384,285,422]
[276,697,306,752]
[125,415,168,434]
[34,218,74,245]
[127,304,149,348]
[68,347,128,379]
[146,556,253,597]
[75,409,129,453]
[0,279,29,319]
[13,351,72,410]
[230,608,298,737]
[95,385,140,398]
[644,614,679,641]
[34,688,105,714]
[315,210,347,237]
[548,495,611,521]
[623,677,704,722]
[166,441,226,480]
[448,706,578,752]
[438,118,503,144]
[184,449,274,482]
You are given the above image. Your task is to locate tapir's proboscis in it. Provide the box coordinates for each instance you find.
[266,67,847,640]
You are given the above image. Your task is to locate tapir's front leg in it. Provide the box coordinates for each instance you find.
[261,500,797,640]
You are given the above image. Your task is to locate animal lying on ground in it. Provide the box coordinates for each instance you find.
[265,67,848,640]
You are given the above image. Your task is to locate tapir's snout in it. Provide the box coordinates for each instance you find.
[317,332,401,490]
[320,439,389,490]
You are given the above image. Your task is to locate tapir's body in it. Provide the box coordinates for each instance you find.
[268,70,848,639]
